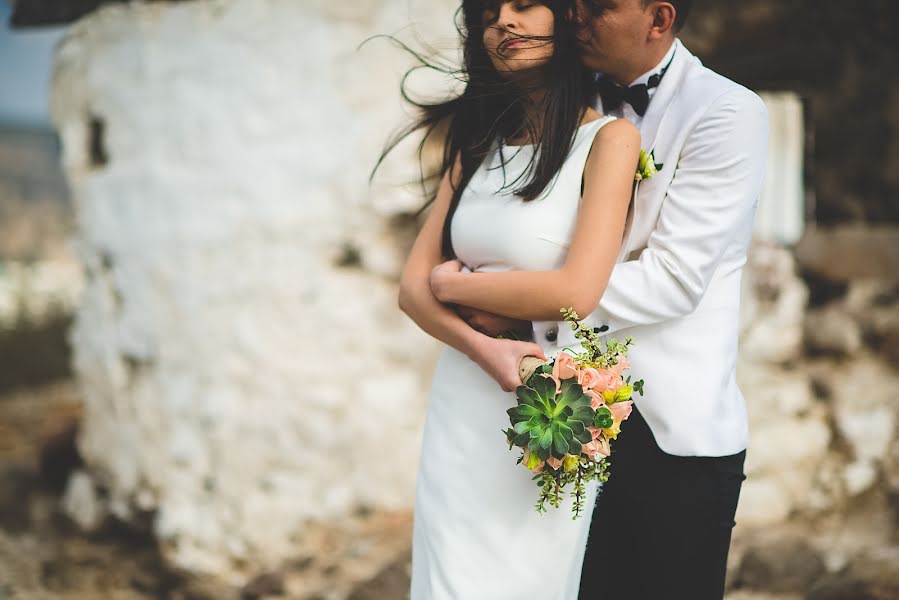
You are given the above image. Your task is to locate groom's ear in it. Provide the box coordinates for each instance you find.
[647,2,677,40]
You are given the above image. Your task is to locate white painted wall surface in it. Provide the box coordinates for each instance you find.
[51,0,457,577]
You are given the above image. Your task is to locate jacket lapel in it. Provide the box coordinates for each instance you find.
[639,38,694,154]
[616,40,699,258]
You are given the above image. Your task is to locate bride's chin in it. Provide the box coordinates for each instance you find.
[493,63,550,85]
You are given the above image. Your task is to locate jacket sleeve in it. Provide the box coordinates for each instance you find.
[577,88,769,337]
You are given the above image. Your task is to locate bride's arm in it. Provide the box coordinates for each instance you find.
[398,165,484,358]
[399,159,550,392]
[430,119,641,321]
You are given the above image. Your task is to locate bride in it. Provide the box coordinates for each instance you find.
[384,1,639,597]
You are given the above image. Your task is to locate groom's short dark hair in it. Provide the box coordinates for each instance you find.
[643,0,693,32]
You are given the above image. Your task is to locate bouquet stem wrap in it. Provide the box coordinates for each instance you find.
[519,355,548,385]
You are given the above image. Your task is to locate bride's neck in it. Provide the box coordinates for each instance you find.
[507,90,547,146]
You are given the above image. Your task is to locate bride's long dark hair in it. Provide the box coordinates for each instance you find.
[373,0,596,259]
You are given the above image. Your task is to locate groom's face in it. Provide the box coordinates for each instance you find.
[574,0,657,82]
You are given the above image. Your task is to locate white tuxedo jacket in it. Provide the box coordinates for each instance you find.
[533,39,769,457]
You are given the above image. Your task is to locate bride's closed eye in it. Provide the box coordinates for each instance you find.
[482,1,540,25]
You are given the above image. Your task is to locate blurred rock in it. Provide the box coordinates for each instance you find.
[171,575,241,600]
[735,536,826,593]
[795,226,899,284]
[737,477,792,527]
[740,241,808,363]
[845,280,899,316]
[0,306,74,393]
[61,470,106,532]
[745,417,830,476]
[0,465,37,534]
[38,418,82,493]
[804,304,863,356]
[807,550,899,600]
[881,328,899,371]
[799,456,846,513]
[725,594,801,600]
[739,366,815,421]
[843,460,878,497]
[835,404,895,465]
[845,280,899,356]
[240,571,284,599]
[812,358,898,462]
[346,549,411,600]
[884,436,899,493]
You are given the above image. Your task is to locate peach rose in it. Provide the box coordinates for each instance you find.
[585,389,604,410]
[609,400,634,424]
[577,367,603,390]
[592,369,621,393]
[552,351,578,381]
[546,456,564,470]
[582,436,611,460]
[609,356,630,377]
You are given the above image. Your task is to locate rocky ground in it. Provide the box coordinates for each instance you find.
[0,381,416,600]
[2,381,899,600]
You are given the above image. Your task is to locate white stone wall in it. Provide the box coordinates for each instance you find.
[736,241,899,532]
[51,0,458,578]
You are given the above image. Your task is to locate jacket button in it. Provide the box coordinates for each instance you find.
[544,327,558,342]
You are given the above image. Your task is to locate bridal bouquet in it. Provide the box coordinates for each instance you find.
[503,308,644,519]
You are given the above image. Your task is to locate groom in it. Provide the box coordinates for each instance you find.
[562,1,767,598]
[457,1,768,598]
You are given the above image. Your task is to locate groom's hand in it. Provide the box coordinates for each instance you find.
[457,306,531,339]
[469,335,548,393]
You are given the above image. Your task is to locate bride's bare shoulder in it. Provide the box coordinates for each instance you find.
[593,117,640,146]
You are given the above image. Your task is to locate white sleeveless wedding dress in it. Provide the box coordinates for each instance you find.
[410,115,619,600]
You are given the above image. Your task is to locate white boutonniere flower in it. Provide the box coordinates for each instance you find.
[635,149,663,182]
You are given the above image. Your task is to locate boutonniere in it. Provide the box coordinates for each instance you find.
[635,149,663,182]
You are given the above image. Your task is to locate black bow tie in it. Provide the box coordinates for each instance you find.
[596,72,662,117]
[595,51,676,117]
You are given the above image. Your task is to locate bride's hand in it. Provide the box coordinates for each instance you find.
[429,259,464,302]
[469,335,548,393]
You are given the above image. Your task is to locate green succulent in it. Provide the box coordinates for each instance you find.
[504,375,595,463]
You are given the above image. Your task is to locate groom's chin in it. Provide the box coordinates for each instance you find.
[575,42,602,70]
[577,52,603,71]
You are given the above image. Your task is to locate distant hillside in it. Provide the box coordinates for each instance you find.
[0,122,72,260]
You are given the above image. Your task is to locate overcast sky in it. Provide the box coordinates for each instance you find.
[0,1,67,127]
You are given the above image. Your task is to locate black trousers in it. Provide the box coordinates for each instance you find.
[578,406,746,600]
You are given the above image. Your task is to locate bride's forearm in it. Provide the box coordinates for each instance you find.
[434,269,594,321]
[398,279,490,362]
